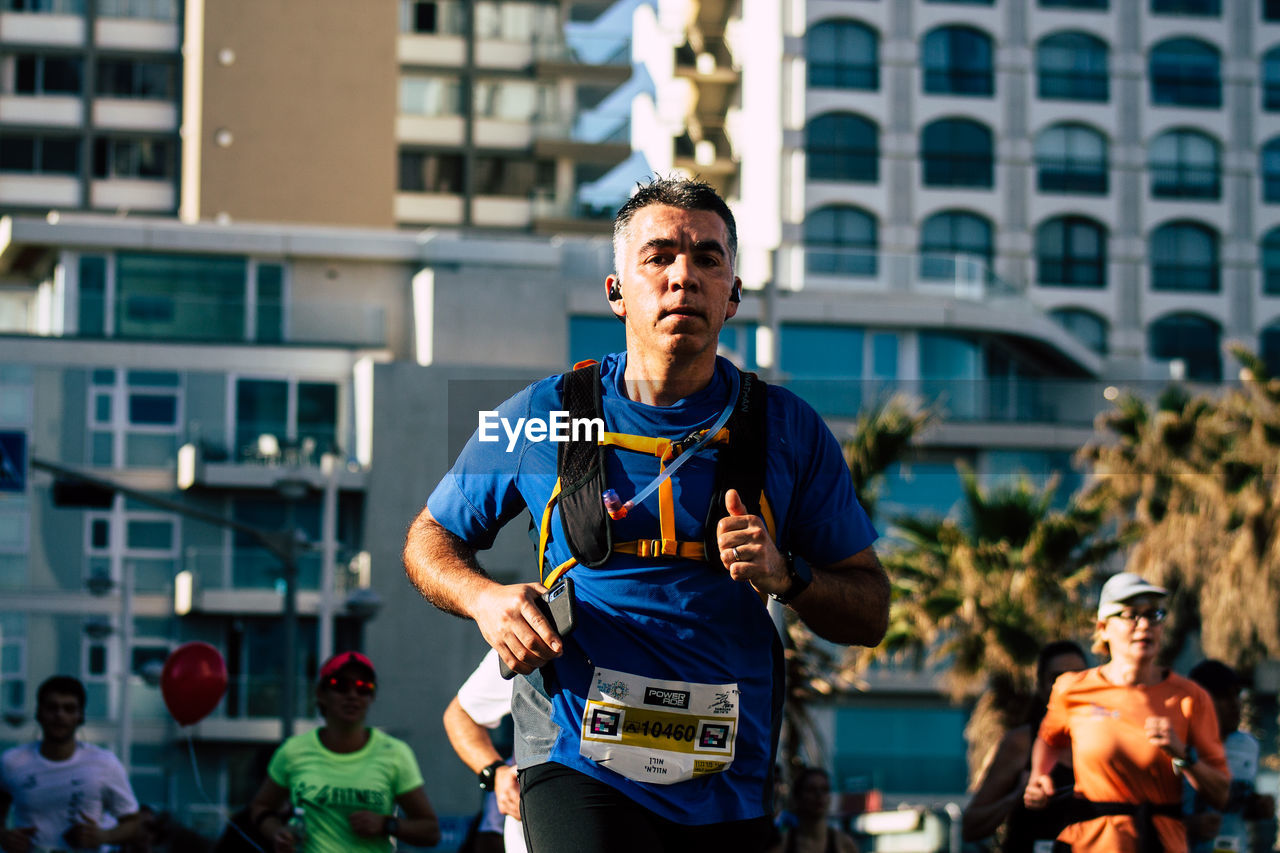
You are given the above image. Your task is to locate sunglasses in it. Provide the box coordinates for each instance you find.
[1112,607,1168,625]
[323,676,376,696]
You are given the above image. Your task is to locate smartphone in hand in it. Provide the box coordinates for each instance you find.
[499,576,576,679]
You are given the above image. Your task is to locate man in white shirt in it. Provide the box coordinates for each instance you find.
[443,651,526,853]
[0,676,141,853]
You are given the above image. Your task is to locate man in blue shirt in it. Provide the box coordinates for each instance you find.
[404,177,888,853]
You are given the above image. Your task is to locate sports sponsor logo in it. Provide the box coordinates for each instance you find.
[643,687,690,709]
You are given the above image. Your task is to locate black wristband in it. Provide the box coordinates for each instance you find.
[478,759,505,791]
[771,553,812,605]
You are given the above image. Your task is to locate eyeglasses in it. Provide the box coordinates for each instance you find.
[1112,607,1167,626]
[323,676,375,696]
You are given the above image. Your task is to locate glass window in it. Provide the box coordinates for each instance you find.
[472,155,554,196]
[919,211,993,280]
[919,333,982,420]
[126,519,173,551]
[1263,138,1280,203]
[807,20,878,90]
[400,74,462,116]
[97,0,177,20]
[255,263,284,343]
[1049,307,1109,355]
[474,1,558,41]
[1036,123,1107,194]
[78,255,107,337]
[1148,313,1221,381]
[298,383,338,456]
[0,135,79,175]
[115,253,247,341]
[1150,38,1221,107]
[806,113,878,182]
[91,138,174,180]
[473,79,551,121]
[398,150,464,193]
[779,324,865,417]
[1261,228,1280,295]
[1037,32,1109,101]
[96,59,177,100]
[1264,47,1280,112]
[804,206,878,277]
[1152,0,1220,14]
[236,379,288,457]
[1268,0,1280,21]
[10,54,82,95]
[1150,129,1220,199]
[1037,216,1107,287]
[1262,324,1280,378]
[1040,0,1108,6]
[921,118,993,187]
[922,26,994,96]
[1150,221,1219,292]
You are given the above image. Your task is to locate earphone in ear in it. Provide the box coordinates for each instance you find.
[608,281,623,301]
[729,284,741,303]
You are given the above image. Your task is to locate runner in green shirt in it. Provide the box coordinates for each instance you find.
[249,652,440,851]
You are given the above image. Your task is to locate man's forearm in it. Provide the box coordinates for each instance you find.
[791,547,889,646]
[101,814,142,843]
[443,697,503,773]
[403,508,495,618]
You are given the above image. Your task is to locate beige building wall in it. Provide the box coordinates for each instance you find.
[186,0,398,227]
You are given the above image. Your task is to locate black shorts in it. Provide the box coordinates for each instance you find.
[519,762,776,853]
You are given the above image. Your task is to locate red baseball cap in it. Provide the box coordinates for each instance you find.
[319,651,376,682]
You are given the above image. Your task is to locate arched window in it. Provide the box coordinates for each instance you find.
[1150,38,1221,107]
[1150,221,1219,291]
[921,119,994,188]
[1151,0,1220,14]
[1049,308,1109,355]
[1149,129,1220,199]
[1037,32,1109,101]
[1262,322,1280,378]
[1148,313,1222,382]
[1263,137,1280,203]
[1261,228,1280,295]
[1036,123,1108,194]
[919,210,993,280]
[804,206,878,276]
[922,26,994,96]
[807,20,878,90]
[1263,46,1280,111]
[1036,216,1107,287]
[805,113,878,182]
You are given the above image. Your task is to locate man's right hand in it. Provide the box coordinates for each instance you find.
[1023,774,1055,810]
[0,827,36,853]
[495,764,521,820]
[472,583,563,676]
[272,827,297,853]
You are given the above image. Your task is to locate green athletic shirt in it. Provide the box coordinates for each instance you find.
[267,728,424,852]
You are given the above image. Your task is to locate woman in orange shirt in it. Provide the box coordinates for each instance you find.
[1023,573,1228,853]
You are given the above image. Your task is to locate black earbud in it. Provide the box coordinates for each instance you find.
[730,284,741,303]
[608,281,623,301]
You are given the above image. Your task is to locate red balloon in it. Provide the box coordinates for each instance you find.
[161,642,227,726]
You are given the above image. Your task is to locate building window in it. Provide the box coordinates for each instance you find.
[806,113,878,182]
[1151,0,1220,14]
[474,1,559,42]
[399,0,465,35]
[1262,324,1280,378]
[474,79,553,121]
[0,614,26,715]
[0,135,79,175]
[1148,313,1221,382]
[922,26,994,96]
[1149,129,1221,199]
[398,150,463,193]
[8,54,82,95]
[1150,38,1221,108]
[2,0,88,12]
[807,19,878,90]
[779,324,868,417]
[1036,216,1107,287]
[1268,0,1280,21]
[1150,221,1219,292]
[1049,307,1109,355]
[919,210,993,280]
[1035,123,1107,194]
[1263,138,1280,203]
[921,118,993,188]
[96,58,177,100]
[88,369,183,468]
[1261,228,1280,295]
[235,378,339,462]
[1040,0,1107,7]
[472,154,555,197]
[804,206,878,277]
[1264,47,1280,111]
[91,138,174,180]
[399,74,462,117]
[115,253,248,340]
[1037,32,1109,101]
[97,0,178,21]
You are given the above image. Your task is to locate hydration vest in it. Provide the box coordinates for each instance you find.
[536,360,774,587]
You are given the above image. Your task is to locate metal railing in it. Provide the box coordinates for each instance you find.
[776,246,1018,302]
[182,546,366,593]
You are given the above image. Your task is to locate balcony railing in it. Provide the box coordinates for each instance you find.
[182,546,367,593]
[776,246,1019,302]
[533,31,630,66]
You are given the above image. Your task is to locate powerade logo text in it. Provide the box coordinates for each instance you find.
[477,411,604,452]
[643,687,691,709]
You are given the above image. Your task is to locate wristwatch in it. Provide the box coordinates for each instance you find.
[478,759,505,791]
[1172,753,1196,771]
[771,553,812,605]
[384,816,399,838]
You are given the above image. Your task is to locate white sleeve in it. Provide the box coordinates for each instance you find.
[100,751,140,817]
[455,649,514,728]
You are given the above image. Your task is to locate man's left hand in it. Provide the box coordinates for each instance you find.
[716,489,788,596]
[62,815,105,849]
[347,811,387,838]
[495,765,521,820]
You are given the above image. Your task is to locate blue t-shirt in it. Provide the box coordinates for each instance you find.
[428,353,877,823]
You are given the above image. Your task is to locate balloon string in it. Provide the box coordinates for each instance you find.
[186,731,268,853]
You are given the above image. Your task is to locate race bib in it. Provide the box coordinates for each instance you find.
[579,666,739,786]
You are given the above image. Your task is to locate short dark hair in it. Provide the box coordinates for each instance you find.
[1036,640,1088,691]
[1189,659,1240,699]
[37,675,87,712]
[791,766,830,797]
[612,176,738,273]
